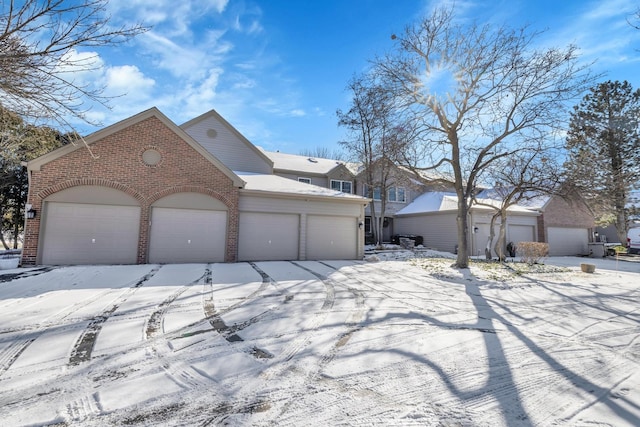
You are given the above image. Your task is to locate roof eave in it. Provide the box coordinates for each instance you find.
[240,188,369,204]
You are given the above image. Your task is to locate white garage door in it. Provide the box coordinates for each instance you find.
[149,208,227,263]
[41,202,140,265]
[547,227,588,256]
[238,212,299,261]
[306,215,357,260]
[509,225,535,246]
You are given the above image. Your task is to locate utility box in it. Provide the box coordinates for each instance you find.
[588,242,605,258]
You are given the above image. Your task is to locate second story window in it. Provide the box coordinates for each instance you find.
[331,179,352,194]
[388,187,406,203]
[298,177,311,184]
[364,185,382,200]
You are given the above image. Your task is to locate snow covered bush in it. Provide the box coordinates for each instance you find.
[516,242,549,265]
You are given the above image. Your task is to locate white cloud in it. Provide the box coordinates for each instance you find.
[139,32,210,80]
[178,68,225,119]
[289,109,306,117]
[55,49,105,85]
[538,0,639,67]
[104,65,155,98]
[232,77,257,90]
[107,0,229,37]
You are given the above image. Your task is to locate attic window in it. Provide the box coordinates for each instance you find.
[307,158,318,163]
[207,128,218,138]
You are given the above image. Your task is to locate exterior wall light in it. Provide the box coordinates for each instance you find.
[26,207,37,219]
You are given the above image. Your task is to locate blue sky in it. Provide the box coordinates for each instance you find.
[76,0,640,155]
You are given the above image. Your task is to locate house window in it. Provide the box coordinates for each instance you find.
[298,177,311,184]
[364,185,382,200]
[331,179,352,193]
[388,187,406,203]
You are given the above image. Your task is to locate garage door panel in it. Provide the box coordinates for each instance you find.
[149,207,226,263]
[306,215,357,260]
[547,227,588,256]
[42,202,140,265]
[238,212,299,261]
[509,225,535,246]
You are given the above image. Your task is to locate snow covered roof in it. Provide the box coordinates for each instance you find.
[396,192,457,215]
[236,172,368,202]
[475,189,550,210]
[263,151,349,175]
[396,191,538,215]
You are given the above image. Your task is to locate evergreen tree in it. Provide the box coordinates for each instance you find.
[564,80,640,244]
[0,106,67,249]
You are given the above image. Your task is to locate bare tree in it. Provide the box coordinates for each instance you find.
[375,6,596,268]
[629,8,640,30]
[0,0,147,133]
[337,73,407,245]
[298,146,346,161]
[475,146,562,261]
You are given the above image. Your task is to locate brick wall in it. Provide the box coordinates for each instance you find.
[541,194,595,229]
[22,115,239,265]
[535,193,595,245]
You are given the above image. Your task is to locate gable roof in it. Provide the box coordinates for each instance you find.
[27,108,245,187]
[237,172,368,203]
[475,188,551,211]
[264,150,352,176]
[181,109,273,171]
[396,191,538,216]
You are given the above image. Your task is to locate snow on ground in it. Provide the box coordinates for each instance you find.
[0,254,639,426]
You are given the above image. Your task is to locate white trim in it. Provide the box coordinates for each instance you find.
[330,179,353,194]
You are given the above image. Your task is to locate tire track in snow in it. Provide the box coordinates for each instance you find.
[145,267,211,339]
[233,261,370,425]
[198,262,278,357]
[0,266,161,377]
[0,266,55,283]
[198,261,346,426]
[68,266,161,366]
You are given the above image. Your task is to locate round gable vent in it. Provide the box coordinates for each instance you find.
[142,148,162,166]
[207,128,218,138]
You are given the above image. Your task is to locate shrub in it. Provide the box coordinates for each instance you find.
[516,242,549,265]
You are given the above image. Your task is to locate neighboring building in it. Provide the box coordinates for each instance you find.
[265,150,355,192]
[394,192,540,256]
[254,148,597,256]
[521,192,596,256]
[354,163,428,243]
[258,153,429,243]
[21,108,369,266]
[234,141,595,256]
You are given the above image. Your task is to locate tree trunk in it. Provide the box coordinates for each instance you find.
[456,198,469,268]
[0,233,9,250]
[370,198,380,246]
[494,210,508,261]
[485,212,499,260]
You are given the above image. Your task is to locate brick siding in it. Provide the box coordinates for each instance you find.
[537,193,595,243]
[22,116,239,265]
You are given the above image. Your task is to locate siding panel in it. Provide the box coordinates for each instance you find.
[395,212,458,254]
[183,116,272,174]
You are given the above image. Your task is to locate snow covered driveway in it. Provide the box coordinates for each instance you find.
[0,257,639,426]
